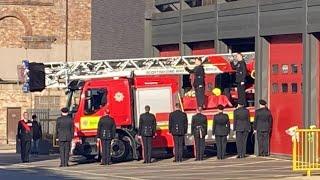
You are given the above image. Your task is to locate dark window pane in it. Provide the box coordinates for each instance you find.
[291,83,298,93]
[282,83,288,93]
[272,83,279,93]
[272,64,279,74]
[291,64,298,74]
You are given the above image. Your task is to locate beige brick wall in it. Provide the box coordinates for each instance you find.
[0,84,66,144]
[0,0,91,80]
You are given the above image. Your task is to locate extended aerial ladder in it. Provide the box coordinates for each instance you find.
[42,52,255,89]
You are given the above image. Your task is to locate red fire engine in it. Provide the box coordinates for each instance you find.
[42,53,255,161]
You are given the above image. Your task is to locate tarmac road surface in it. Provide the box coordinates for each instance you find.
[0,152,317,180]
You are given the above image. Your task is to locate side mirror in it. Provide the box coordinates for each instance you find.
[85,89,93,114]
[71,105,78,113]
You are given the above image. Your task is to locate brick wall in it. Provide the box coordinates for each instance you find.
[0,0,91,80]
[0,84,66,144]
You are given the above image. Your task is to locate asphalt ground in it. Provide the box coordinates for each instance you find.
[1,151,317,180]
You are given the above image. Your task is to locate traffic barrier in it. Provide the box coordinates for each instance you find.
[291,126,320,176]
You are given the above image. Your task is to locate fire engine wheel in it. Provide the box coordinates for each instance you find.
[111,136,133,162]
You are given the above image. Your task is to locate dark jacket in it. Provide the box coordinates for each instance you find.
[17,120,33,141]
[213,112,230,136]
[253,107,273,132]
[185,65,205,87]
[32,120,42,140]
[191,113,207,138]
[97,115,116,140]
[139,112,157,137]
[56,115,74,142]
[234,107,251,132]
[169,110,188,136]
[231,61,247,83]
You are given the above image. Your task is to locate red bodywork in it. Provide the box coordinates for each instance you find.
[72,54,256,154]
[269,34,303,155]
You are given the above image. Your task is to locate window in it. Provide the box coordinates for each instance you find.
[282,65,289,74]
[291,83,298,93]
[291,64,298,74]
[282,83,288,93]
[34,96,60,109]
[272,83,279,93]
[272,64,279,74]
[85,89,107,114]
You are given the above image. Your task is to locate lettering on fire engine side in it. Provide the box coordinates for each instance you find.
[80,116,101,130]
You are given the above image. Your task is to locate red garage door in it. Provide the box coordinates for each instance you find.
[158,44,179,57]
[269,34,303,155]
[191,41,215,55]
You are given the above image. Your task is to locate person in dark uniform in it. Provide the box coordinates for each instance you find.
[17,112,33,163]
[97,109,116,165]
[185,58,206,109]
[253,99,273,156]
[56,107,74,167]
[31,114,42,156]
[233,102,251,158]
[231,53,248,106]
[138,105,157,164]
[191,107,207,161]
[169,103,188,162]
[213,105,230,160]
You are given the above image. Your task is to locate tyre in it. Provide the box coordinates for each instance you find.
[111,135,133,162]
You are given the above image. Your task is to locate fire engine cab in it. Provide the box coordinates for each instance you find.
[40,53,255,161]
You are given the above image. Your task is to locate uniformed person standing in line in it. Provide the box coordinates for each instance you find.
[253,100,273,156]
[213,105,230,160]
[233,102,251,158]
[231,53,248,106]
[56,107,74,167]
[138,105,157,164]
[185,58,206,109]
[97,109,116,165]
[191,107,207,161]
[169,103,188,162]
[17,112,33,163]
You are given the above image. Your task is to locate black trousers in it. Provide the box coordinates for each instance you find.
[59,141,71,167]
[142,136,152,163]
[257,131,270,156]
[236,131,249,157]
[194,136,205,160]
[237,83,246,106]
[215,135,227,159]
[195,86,205,108]
[101,140,112,165]
[173,135,184,162]
[20,139,31,162]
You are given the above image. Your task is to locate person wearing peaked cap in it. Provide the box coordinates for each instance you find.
[97,109,116,165]
[169,103,188,163]
[233,102,250,158]
[254,99,273,156]
[138,105,157,164]
[56,107,74,167]
[185,58,206,109]
[213,104,230,160]
[259,99,267,106]
[191,107,207,161]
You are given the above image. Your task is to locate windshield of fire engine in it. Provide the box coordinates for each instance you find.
[84,88,107,114]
